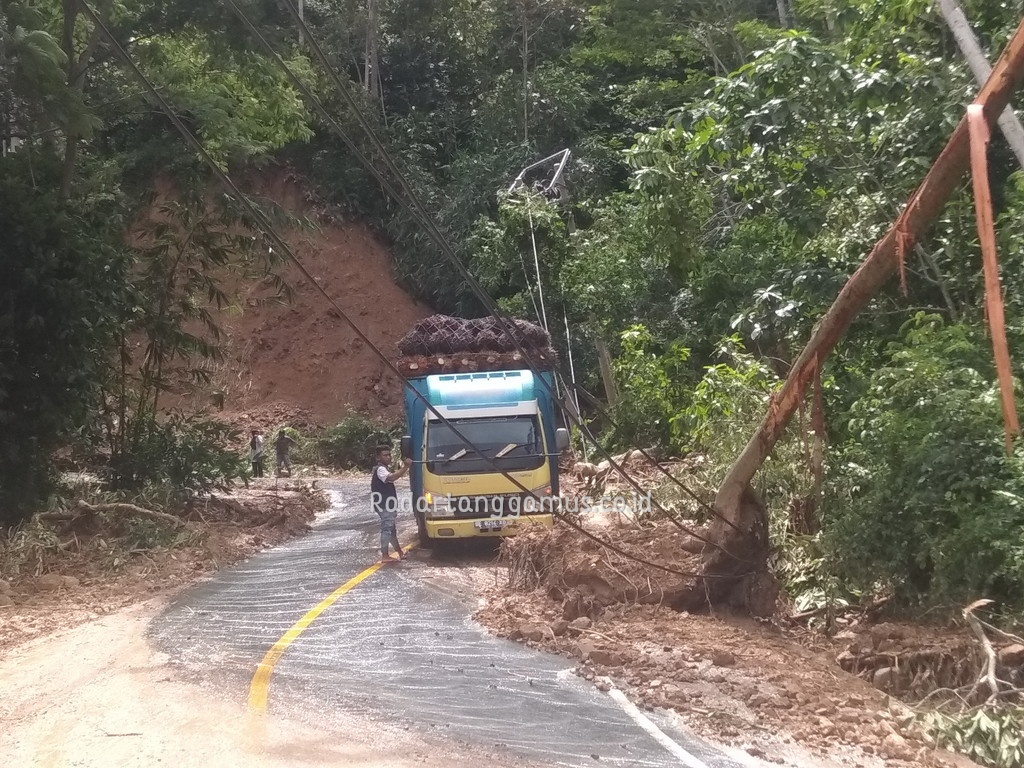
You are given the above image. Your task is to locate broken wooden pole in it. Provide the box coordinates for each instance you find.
[967,104,1020,453]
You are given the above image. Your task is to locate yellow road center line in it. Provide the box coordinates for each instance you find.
[247,543,416,712]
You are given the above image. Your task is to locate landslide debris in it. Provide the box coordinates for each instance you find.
[476,522,980,768]
[0,478,328,652]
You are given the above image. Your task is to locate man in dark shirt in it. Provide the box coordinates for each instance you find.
[371,445,411,563]
[275,429,296,476]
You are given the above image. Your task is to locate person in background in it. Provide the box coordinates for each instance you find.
[371,444,411,563]
[250,429,265,478]
[275,429,296,476]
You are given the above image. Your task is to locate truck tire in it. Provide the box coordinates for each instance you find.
[415,511,434,549]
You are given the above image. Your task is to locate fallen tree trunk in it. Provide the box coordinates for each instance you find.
[697,16,1024,609]
[75,500,194,530]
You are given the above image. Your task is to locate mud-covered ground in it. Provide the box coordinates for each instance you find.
[475,521,998,768]
[0,477,328,652]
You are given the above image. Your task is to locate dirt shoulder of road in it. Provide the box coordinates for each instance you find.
[0,477,329,654]
[474,520,990,768]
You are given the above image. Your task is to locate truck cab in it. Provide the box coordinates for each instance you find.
[401,369,568,542]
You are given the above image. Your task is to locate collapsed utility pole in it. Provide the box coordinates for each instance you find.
[935,0,1024,168]
[507,148,571,202]
[364,0,380,99]
[507,151,584,410]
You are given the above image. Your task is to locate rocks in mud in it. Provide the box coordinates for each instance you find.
[574,640,597,660]
[36,574,64,592]
[711,650,737,667]
[881,732,914,761]
[568,616,593,633]
[572,640,624,667]
[34,574,80,592]
[0,593,13,607]
[590,649,624,667]
[872,666,899,691]
[518,623,546,642]
[513,619,572,642]
[999,643,1024,667]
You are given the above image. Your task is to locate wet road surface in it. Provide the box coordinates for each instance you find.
[150,480,746,768]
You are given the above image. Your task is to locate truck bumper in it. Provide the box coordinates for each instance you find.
[424,514,554,539]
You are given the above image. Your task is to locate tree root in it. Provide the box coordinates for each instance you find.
[963,599,1001,703]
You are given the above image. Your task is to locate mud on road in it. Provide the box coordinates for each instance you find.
[475,522,985,768]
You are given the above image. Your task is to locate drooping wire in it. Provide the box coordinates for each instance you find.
[229,0,752,565]
[570,382,744,534]
[77,0,736,581]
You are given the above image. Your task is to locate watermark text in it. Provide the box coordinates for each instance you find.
[371,492,651,518]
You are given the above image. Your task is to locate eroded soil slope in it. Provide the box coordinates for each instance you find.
[175,169,431,425]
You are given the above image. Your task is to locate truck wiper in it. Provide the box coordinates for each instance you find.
[494,443,521,458]
[443,448,470,463]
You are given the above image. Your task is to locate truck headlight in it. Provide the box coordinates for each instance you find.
[431,494,454,518]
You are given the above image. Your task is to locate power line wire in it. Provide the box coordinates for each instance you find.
[77,0,735,581]
[571,381,742,532]
[235,0,751,564]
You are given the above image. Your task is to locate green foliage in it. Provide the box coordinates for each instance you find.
[0,517,62,579]
[0,162,127,526]
[0,1,98,139]
[677,336,815,516]
[100,194,292,489]
[920,706,1024,768]
[609,325,691,450]
[679,336,775,449]
[828,316,1024,605]
[104,414,247,498]
[559,192,687,338]
[314,413,402,470]
[137,33,314,167]
[471,192,570,320]
[773,531,858,621]
[117,517,191,553]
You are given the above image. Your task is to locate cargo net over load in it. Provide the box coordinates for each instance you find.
[396,315,558,377]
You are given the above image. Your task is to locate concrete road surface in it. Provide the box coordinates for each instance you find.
[150,479,748,768]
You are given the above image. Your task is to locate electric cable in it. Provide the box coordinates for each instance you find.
[570,381,744,533]
[225,0,751,564]
[77,0,734,581]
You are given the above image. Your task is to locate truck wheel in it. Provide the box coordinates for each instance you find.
[415,511,434,549]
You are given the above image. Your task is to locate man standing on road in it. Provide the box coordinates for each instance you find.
[371,445,411,563]
[275,429,296,476]
[249,429,265,478]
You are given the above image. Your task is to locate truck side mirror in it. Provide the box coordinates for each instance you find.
[555,428,570,452]
[400,435,412,459]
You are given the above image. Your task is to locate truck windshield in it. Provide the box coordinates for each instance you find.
[426,415,545,475]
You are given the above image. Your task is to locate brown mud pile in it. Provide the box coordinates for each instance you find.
[163,168,431,427]
[0,479,328,652]
[477,523,984,768]
[502,522,704,614]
